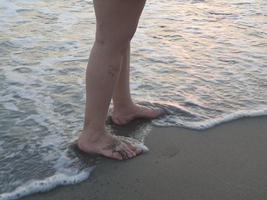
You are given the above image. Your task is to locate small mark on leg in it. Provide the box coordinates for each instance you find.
[108,64,119,78]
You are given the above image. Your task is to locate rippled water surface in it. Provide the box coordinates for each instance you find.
[0,0,267,199]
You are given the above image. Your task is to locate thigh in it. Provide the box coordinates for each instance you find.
[93,0,146,43]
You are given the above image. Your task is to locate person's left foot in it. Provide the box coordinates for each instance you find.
[111,104,165,125]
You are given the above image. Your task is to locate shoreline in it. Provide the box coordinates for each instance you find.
[20,116,267,200]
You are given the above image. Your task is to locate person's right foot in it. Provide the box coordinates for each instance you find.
[78,131,143,160]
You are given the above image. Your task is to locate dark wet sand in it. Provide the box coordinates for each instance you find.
[22,116,267,200]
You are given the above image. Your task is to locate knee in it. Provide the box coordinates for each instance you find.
[95,25,137,52]
[95,36,129,53]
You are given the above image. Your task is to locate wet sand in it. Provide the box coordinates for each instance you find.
[22,116,267,200]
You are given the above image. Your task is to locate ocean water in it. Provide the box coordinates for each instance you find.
[0,0,266,199]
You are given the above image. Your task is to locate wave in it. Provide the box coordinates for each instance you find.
[0,167,94,200]
[153,106,267,130]
[188,107,267,130]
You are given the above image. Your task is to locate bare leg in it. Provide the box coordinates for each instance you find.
[111,43,165,125]
[78,0,147,160]
[112,42,134,108]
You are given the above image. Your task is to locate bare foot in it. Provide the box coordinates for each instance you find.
[111,104,166,125]
[78,130,143,160]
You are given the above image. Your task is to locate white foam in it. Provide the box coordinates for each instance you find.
[0,167,94,200]
[179,107,267,130]
[135,142,149,152]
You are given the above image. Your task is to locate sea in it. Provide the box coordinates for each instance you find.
[0,0,266,199]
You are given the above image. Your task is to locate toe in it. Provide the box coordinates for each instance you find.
[110,151,123,160]
[135,148,143,155]
[117,142,137,159]
[118,136,144,156]
[121,139,138,152]
[103,138,136,160]
[123,144,137,158]
[127,146,142,156]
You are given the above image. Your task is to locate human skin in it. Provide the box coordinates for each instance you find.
[78,0,164,160]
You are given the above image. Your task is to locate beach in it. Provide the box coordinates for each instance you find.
[1,1,267,198]
[21,116,267,200]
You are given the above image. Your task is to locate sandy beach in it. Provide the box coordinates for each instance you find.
[20,116,267,200]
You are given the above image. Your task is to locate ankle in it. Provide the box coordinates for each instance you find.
[112,101,136,112]
[81,127,105,143]
[83,121,105,133]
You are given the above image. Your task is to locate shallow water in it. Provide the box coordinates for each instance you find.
[0,0,267,199]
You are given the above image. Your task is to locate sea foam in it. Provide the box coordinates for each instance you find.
[153,106,267,130]
[0,168,94,200]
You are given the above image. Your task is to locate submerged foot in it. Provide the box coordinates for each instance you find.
[111,104,166,125]
[78,131,143,160]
